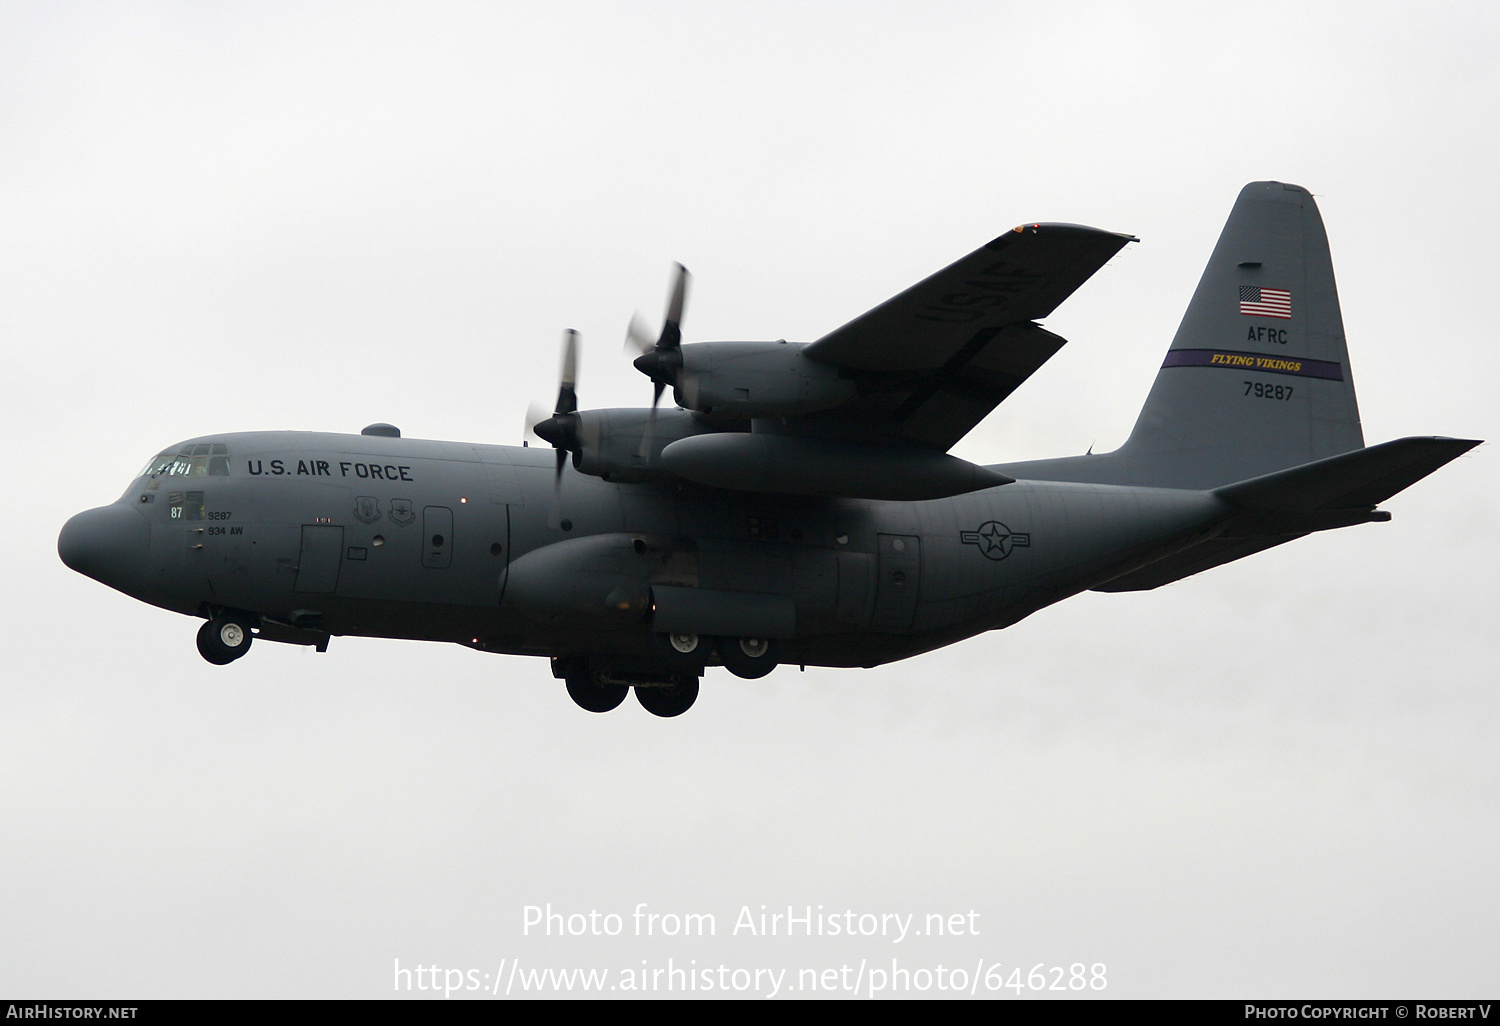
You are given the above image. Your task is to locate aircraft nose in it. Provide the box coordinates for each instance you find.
[58,504,151,595]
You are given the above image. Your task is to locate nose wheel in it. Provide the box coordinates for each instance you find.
[196,614,254,665]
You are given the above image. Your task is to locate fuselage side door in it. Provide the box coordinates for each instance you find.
[294,524,344,593]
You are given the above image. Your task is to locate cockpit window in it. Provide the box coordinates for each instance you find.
[141,443,231,478]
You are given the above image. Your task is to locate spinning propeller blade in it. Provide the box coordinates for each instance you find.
[529,330,583,523]
[629,264,690,457]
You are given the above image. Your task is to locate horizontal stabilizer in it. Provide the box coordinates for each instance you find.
[1213,436,1481,512]
[1094,436,1480,592]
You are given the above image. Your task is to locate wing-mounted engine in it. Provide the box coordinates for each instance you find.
[671,341,855,419]
[527,330,737,485]
[528,262,1017,500]
[540,225,1142,500]
[626,266,854,423]
[570,406,729,483]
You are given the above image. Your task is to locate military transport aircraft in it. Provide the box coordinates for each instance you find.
[58,182,1479,717]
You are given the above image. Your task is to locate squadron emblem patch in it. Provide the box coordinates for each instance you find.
[389,498,416,527]
[353,495,382,524]
[960,521,1030,561]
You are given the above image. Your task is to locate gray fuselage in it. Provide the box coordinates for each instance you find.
[67,429,1228,672]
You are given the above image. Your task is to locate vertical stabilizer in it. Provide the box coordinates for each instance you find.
[1114,181,1364,488]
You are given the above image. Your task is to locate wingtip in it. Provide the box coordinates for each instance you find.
[997,222,1138,248]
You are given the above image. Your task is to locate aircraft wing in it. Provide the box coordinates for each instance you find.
[800,222,1135,450]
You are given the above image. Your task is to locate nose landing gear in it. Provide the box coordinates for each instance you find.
[196,613,254,665]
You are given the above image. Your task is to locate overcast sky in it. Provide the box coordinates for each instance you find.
[3,0,1497,999]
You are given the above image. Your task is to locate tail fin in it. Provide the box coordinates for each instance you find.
[1001,182,1365,489]
[1116,181,1364,487]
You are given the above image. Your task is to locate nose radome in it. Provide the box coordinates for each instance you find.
[58,504,151,595]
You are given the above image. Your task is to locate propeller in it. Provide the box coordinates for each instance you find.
[523,400,550,445]
[531,329,582,494]
[625,263,690,456]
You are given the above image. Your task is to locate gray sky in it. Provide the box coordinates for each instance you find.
[3,0,1497,999]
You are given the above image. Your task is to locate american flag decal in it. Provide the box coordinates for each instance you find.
[1240,285,1291,319]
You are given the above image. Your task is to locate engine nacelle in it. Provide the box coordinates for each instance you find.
[569,407,727,483]
[674,341,856,418]
[659,432,1013,499]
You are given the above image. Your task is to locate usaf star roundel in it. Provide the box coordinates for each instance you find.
[960,521,1031,561]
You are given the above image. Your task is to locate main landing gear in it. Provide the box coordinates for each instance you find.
[565,674,629,713]
[652,632,780,680]
[563,668,700,718]
[558,634,783,717]
[651,631,709,672]
[196,613,254,665]
[717,636,779,680]
[634,678,699,718]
